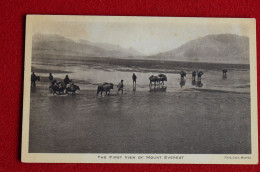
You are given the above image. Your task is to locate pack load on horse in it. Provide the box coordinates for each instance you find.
[149,75,159,86]
[197,71,204,80]
[66,82,80,94]
[31,72,40,87]
[158,74,167,85]
[49,80,66,95]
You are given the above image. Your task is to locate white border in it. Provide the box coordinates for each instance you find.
[21,15,258,164]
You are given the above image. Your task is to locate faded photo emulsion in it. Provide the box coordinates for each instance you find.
[22,15,258,164]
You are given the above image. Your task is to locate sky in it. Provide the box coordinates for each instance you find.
[32,18,250,55]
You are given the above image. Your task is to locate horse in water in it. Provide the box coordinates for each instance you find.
[197,71,203,80]
[31,76,40,87]
[158,74,167,85]
[222,69,228,76]
[149,75,159,86]
[66,84,80,95]
[192,71,196,80]
[49,81,66,95]
[97,83,114,96]
[180,71,186,79]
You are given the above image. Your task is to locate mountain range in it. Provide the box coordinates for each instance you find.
[32,33,142,58]
[151,34,249,64]
[32,33,249,64]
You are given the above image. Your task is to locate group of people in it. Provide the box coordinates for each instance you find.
[31,72,76,90]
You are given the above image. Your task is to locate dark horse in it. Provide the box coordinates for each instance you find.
[192,71,196,80]
[49,81,66,95]
[31,76,40,87]
[149,75,159,86]
[222,69,228,76]
[97,83,114,96]
[158,74,167,85]
[197,71,203,80]
[66,84,80,95]
[180,71,186,78]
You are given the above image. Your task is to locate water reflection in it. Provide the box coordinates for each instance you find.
[149,85,167,92]
[222,75,227,80]
[133,84,136,92]
[196,80,203,87]
[192,79,196,86]
[180,78,186,88]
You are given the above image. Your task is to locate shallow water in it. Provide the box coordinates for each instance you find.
[29,59,251,153]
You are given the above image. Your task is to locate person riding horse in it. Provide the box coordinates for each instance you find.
[64,75,70,85]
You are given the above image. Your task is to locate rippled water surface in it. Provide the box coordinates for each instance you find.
[29,59,251,153]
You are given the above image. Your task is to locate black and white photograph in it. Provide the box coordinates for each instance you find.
[22,15,257,164]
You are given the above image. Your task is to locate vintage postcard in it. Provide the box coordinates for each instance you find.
[22,15,258,164]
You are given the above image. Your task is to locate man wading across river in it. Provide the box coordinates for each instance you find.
[132,73,137,85]
[117,80,124,94]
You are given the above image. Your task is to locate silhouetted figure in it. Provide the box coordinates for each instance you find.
[132,73,137,85]
[49,73,53,82]
[180,71,186,79]
[31,72,40,87]
[222,69,228,76]
[64,75,70,85]
[192,71,196,80]
[117,80,124,94]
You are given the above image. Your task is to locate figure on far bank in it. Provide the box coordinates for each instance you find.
[49,73,53,82]
[132,73,137,86]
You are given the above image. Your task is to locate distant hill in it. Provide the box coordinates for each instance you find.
[151,34,249,64]
[32,33,142,58]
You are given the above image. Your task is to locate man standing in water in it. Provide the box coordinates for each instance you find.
[31,72,36,87]
[117,80,124,94]
[132,73,137,85]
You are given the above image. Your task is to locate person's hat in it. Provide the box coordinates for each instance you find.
[121,80,124,82]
